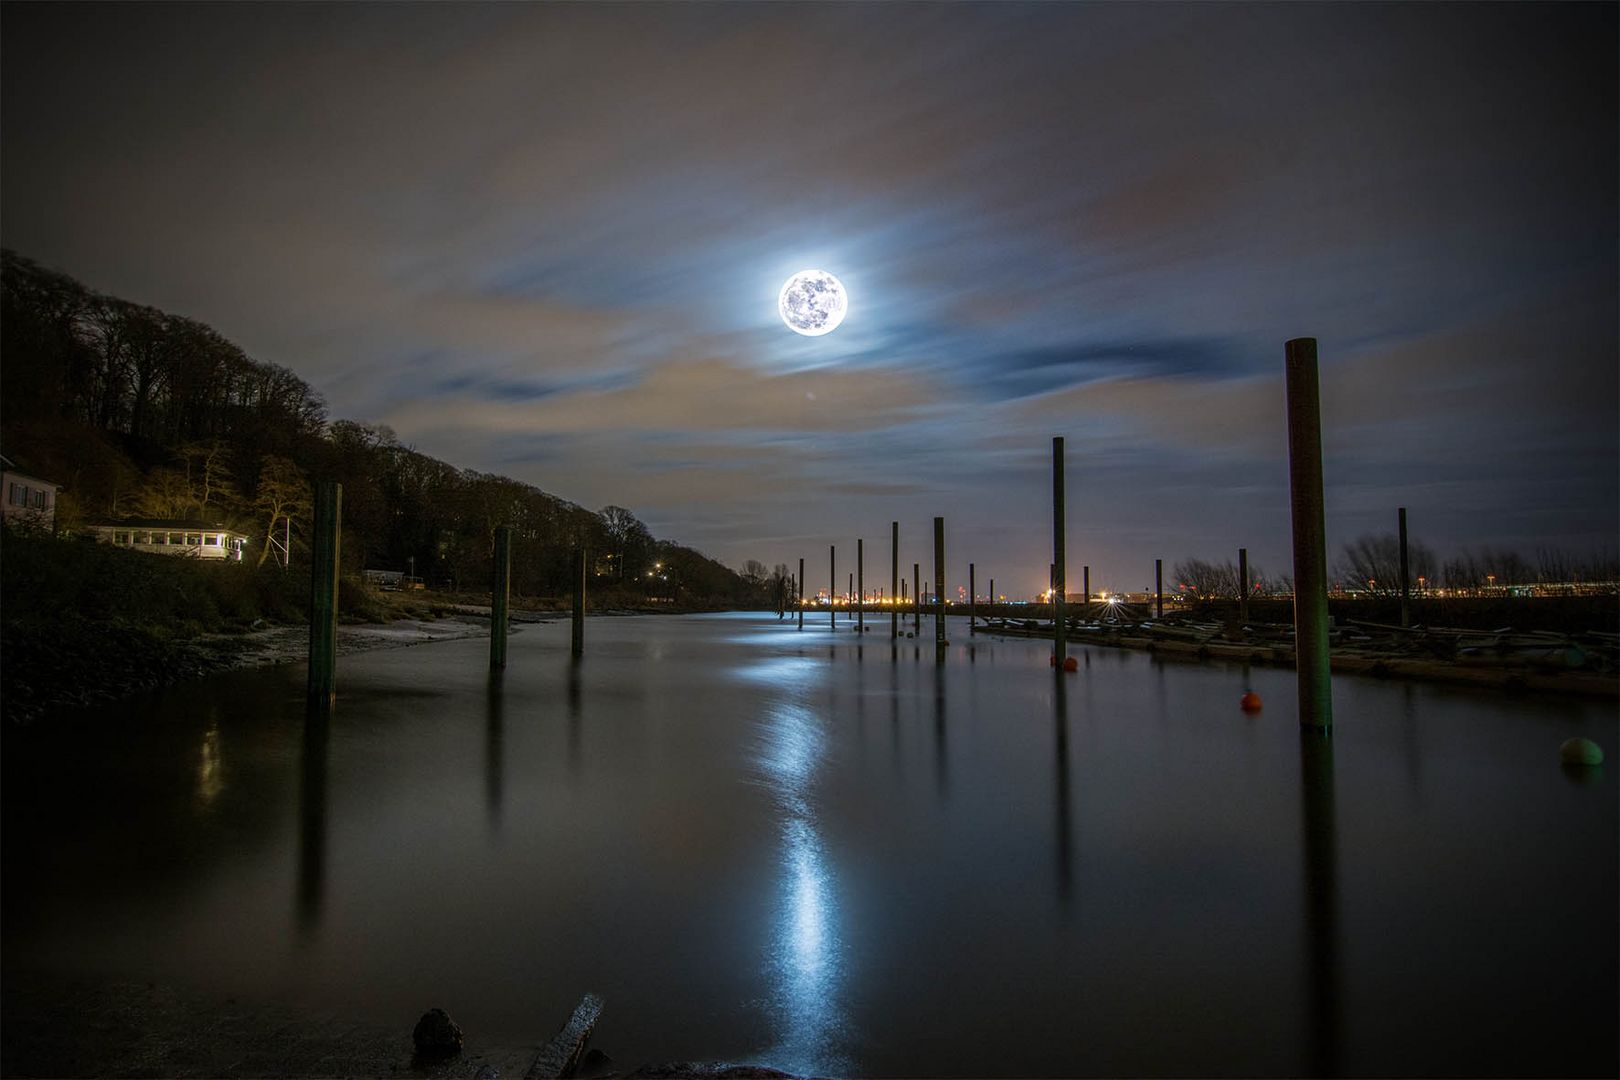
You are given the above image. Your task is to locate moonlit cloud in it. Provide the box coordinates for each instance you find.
[3,2,1614,581]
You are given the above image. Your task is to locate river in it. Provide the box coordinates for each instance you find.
[3,613,1615,1077]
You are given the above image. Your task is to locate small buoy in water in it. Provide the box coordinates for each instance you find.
[1559,737,1604,766]
[1063,656,1079,673]
[1240,691,1263,713]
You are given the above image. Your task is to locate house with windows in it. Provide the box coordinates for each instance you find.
[1,455,63,531]
[86,519,252,561]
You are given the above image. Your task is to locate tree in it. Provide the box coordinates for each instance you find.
[180,440,238,515]
[600,505,654,580]
[1335,533,1435,596]
[252,456,311,568]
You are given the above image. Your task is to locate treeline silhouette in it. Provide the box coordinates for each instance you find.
[0,249,757,605]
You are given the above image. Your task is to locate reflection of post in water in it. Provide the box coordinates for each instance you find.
[567,662,583,772]
[297,708,330,938]
[933,663,948,798]
[1299,729,1341,1077]
[890,659,901,778]
[1053,676,1073,911]
[486,673,504,831]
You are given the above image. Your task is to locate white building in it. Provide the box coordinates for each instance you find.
[86,520,252,561]
[1,455,63,532]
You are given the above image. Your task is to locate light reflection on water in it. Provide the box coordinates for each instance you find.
[753,700,849,1077]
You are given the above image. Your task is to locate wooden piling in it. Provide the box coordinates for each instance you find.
[491,525,511,671]
[857,538,865,633]
[571,546,586,658]
[933,516,946,654]
[307,481,341,708]
[1155,558,1163,619]
[969,562,977,634]
[1239,547,1250,624]
[1286,337,1334,730]
[1083,565,1090,606]
[798,557,805,631]
[891,521,899,639]
[913,562,921,633]
[989,577,995,609]
[1398,507,1411,629]
[830,546,836,631]
[1053,436,1066,664]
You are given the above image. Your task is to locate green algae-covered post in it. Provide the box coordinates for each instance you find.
[571,546,586,659]
[491,525,511,671]
[1286,337,1333,730]
[933,516,946,655]
[1053,436,1066,665]
[308,481,341,708]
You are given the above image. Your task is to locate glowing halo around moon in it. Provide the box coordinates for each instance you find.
[778,269,848,336]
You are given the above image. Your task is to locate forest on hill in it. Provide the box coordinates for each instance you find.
[0,249,779,606]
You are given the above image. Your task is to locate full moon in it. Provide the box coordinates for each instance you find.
[778,269,848,336]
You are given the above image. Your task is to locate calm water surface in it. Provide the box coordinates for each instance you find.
[4,613,1615,1077]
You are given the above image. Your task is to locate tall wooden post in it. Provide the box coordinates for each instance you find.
[307,481,341,708]
[890,522,900,639]
[571,546,586,658]
[491,526,511,671]
[913,562,921,633]
[1155,558,1164,619]
[830,546,836,631]
[1053,436,1067,665]
[1239,547,1250,623]
[857,538,865,634]
[989,577,995,609]
[969,562,977,634]
[933,516,946,655]
[798,557,805,631]
[1083,565,1090,606]
[1286,337,1334,730]
[1398,507,1411,629]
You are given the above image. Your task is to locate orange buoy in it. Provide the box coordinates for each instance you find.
[1063,656,1079,673]
[1240,691,1263,712]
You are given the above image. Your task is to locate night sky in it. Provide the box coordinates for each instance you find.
[4,3,1615,595]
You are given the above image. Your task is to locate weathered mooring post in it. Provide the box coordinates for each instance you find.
[1155,558,1164,619]
[308,481,341,709]
[989,577,995,610]
[798,557,805,631]
[1053,436,1067,665]
[969,562,977,634]
[571,546,586,659]
[491,525,511,671]
[1083,565,1090,606]
[933,516,946,656]
[830,545,836,631]
[857,538,865,633]
[890,522,899,639]
[913,562,921,633]
[1398,506,1411,629]
[1286,337,1333,730]
[1239,547,1250,624]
